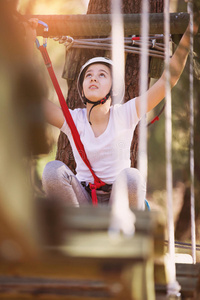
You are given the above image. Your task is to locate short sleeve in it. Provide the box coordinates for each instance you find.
[112,98,140,129]
[60,108,86,137]
[60,119,70,136]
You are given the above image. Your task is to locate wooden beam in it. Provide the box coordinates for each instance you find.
[28,13,191,37]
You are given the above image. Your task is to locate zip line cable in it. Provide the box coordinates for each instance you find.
[52,35,166,59]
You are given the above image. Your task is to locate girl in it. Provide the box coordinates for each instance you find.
[30,18,199,209]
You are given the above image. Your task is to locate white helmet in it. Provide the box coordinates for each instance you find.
[77,57,113,103]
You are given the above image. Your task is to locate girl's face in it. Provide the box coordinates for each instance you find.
[82,63,112,102]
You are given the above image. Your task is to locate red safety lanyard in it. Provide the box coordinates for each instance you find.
[38,45,105,205]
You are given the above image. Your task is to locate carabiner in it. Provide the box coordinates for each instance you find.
[35,20,49,48]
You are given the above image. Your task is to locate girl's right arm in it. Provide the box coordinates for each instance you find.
[43,99,65,129]
[26,19,65,129]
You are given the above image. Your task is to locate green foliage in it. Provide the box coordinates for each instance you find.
[147,101,166,193]
[147,63,191,194]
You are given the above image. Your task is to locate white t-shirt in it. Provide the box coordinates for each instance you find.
[60,98,140,184]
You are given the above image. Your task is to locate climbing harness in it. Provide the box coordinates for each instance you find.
[36,21,106,206]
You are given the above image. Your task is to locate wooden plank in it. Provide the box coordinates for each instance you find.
[61,232,153,259]
[0,254,145,281]
[176,263,200,278]
[0,203,166,300]
[0,277,111,300]
[156,278,199,299]
[39,205,165,257]
[0,230,156,300]
[61,207,164,232]
[38,204,166,287]
[155,262,200,298]
[27,13,191,37]
[177,276,199,297]
[154,263,200,298]
[0,253,155,300]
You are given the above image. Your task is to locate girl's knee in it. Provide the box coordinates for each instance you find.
[42,160,66,185]
[118,168,145,188]
[117,168,146,209]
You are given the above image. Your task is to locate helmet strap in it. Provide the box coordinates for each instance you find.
[83,91,111,125]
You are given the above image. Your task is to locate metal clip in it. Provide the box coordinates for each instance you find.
[64,36,74,51]
[152,39,156,48]
[132,35,136,45]
[35,20,49,48]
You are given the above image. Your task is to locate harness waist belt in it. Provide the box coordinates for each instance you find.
[81,182,112,193]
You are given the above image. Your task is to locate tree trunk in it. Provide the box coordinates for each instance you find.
[56,0,163,172]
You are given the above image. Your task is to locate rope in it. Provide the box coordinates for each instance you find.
[187,0,196,265]
[147,102,166,126]
[165,240,200,251]
[138,0,149,205]
[164,0,180,297]
[108,0,136,237]
[111,0,125,105]
[51,36,166,59]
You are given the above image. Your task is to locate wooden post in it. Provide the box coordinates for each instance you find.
[29,13,191,37]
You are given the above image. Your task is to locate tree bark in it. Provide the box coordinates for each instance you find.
[56,0,163,172]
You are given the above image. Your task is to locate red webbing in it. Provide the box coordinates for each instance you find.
[38,45,105,205]
[150,116,159,124]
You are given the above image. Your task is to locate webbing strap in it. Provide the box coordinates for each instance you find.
[38,45,105,205]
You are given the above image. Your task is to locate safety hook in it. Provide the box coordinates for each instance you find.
[35,20,49,48]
